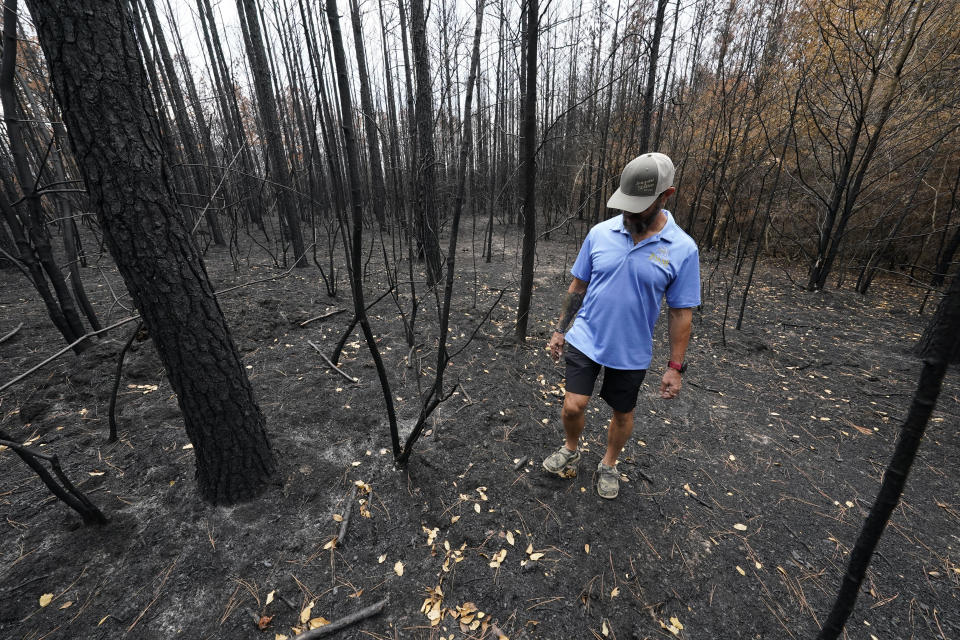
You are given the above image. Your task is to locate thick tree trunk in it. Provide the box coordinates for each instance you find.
[25,0,278,505]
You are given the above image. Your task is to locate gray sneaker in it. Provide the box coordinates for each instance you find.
[542,446,581,478]
[596,462,619,499]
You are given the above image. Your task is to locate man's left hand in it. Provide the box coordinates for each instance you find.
[659,368,682,399]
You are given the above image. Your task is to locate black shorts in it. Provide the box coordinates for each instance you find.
[564,344,646,413]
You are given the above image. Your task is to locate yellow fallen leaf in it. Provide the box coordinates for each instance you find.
[489,549,507,568]
[506,531,515,546]
[378,554,387,563]
[266,590,275,606]
[670,616,683,630]
[59,601,73,610]
[736,566,746,576]
[308,617,330,629]
[584,544,590,554]
[333,514,343,522]
[528,552,544,561]
[300,601,314,624]
[733,523,748,531]
[526,543,534,554]
[661,619,681,636]
[474,503,481,513]
[394,561,404,576]
[683,483,697,496]
[602,620,609,636]
[275,635,289,640]
[181,443,193,450]
[323,538,337,550]
[98,615,110,626]
[39,593,53,607]
[610,587,620,598]
[451,515,461,524]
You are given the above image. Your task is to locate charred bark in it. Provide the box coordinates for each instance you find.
[25,0,278,504]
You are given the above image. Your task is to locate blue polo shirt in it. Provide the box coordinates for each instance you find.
[564,210,700,370]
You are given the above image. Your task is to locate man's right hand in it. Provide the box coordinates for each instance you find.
[548,331,565,362]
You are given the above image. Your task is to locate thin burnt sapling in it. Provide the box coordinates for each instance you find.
[0,429,107,525]
[817,267,960,639]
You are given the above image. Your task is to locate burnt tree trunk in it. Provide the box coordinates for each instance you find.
[236,0,307,266]
[515,0,538,341]
[25,0,278,505]
[349,0,387,229]
[638,0,668,153]
[819,265,960,639]
[408,0,443,286]
[1,0,90,351]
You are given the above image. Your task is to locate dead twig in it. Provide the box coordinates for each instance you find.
[307,340,359,383]
[290,597,388,639]
[127,559,177,632]
[300,309,345,327]
[686,380,722,394]
[0,322,23,344]
[336,485,358,546]
[635,468,655,485]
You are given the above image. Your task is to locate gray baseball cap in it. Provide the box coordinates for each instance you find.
[606,152,675,213]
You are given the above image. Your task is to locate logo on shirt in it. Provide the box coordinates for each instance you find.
[648,246,670,268]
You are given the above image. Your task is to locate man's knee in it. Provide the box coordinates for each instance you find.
[562,393,589,420]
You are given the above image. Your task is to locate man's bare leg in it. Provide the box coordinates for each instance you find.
[601,409,635,466]
[561,391,590,451]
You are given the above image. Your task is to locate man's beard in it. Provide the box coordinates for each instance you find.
[624,210,659,234]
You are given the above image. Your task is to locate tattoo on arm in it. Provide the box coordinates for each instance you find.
[555,292,584,333]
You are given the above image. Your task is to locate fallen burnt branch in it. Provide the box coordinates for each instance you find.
[336,484,358,546]
[299,308,345,327]
[0,321,23,344]
[686,380,722,394]
[308,340,359,383]
[0,429,107,525]
[290,597,388,639]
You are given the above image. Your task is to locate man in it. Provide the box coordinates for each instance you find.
[543,152,700,499]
